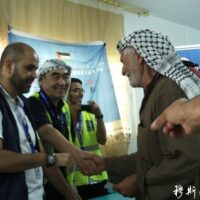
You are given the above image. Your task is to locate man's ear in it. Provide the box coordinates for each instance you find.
[135,52,144,65]
[4,59,15,76]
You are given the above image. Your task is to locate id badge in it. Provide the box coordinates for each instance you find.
[35,167,42,179]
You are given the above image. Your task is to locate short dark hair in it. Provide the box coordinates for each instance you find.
[0,42,36,69]
[71,77,82,85]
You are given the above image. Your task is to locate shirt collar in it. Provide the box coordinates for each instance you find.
[0,85,24,108]
[139,73,163,114]
[40,88,64,113]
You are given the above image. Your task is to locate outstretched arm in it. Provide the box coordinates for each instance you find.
[81,152,137,179]
[28,97,100,175]
[151,98,188,138]
[0,139,71,172]
[38,124,100,175]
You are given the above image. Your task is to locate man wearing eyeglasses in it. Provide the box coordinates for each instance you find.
[28,59,99,200]
[66,77,108,200]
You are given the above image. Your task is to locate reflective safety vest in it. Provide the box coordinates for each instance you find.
[67,111,108,186]
[32,92,72,187]
[32,93,107,186]
[31,92,72,143]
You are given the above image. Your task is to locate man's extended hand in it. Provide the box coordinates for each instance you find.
[80,152,105,175]
[72,150,103,175]
[113,175,140,197]
[151,98,188,138]
[55,152,71,167]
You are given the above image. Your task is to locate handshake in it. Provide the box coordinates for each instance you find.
[54,151,105,176]
[79,152,105,175]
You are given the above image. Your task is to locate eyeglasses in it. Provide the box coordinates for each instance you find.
[70,88,85,94]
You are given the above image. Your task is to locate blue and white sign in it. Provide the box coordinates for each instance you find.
[9,30,120,123]
[176,44,200,66]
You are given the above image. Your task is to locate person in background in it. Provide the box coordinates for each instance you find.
[0,42,75,200]
[66,77,108,199]
[28,59,99,200]
[84,29,200,200]
[182,58,200,78]
[151,59,200,138]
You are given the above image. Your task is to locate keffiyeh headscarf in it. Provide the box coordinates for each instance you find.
[117,29,200,99]
[37,59,71,80]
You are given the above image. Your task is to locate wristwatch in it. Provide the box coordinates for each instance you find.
[46,153,56,167]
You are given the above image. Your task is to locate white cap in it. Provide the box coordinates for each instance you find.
[37,59,71,80]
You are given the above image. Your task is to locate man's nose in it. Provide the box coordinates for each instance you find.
[58,77,66,85]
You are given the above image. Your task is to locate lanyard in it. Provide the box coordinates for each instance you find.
[15,105,36,153]
[39,91,69,139]
[39,91,66,129]
[75,112,84,149]
[15,105,42,179]
[40,91,57,119]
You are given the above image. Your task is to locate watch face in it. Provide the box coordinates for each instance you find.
[46,154,56,167]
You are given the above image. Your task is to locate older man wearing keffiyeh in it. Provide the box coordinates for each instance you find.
[117,29,200,99]
[86,29,200,200]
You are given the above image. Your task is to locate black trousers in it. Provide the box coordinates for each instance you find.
[77,180,108,200]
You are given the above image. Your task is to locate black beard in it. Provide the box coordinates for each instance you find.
[10,70,32,94]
